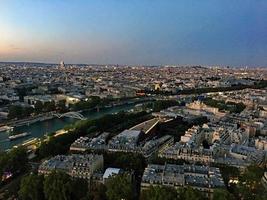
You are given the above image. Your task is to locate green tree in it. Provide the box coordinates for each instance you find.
[71,178,88,200]
[87,183,107,200]
[104,152,146,175]
[35,100,43,113]
[43,171,88,200]
[0,151,8,184]
[43,171,73,200]
[106,174,133,200]
[140,186,178,200]
[236,165,267,200]
[213,189,234,200]
[44,101,56,112]
[18,174,45,200]
[57,99,67,113]
[178,187,205,200]
[4,146,28,175]
[8,105,23,119]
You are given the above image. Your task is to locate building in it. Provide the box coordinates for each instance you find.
[159,143,214,164]
[103,168,122,183]
[262,172,267,190]
[142,135,174,158]
[141,163,225,194]
[229,144,265,164]
[108,129,142,152]
[70,132,110,152]
[38,154,104,179]
[255,137,267,150]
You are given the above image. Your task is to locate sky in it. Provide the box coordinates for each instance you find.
[0,0,267,66]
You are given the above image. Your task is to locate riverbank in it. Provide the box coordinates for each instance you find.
[0,101,152,150]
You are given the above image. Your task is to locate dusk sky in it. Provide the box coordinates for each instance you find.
[0,0,267,66]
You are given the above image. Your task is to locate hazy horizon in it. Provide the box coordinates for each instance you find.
[1,0,267,66]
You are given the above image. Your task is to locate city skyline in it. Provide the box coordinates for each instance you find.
[1,0,267,66]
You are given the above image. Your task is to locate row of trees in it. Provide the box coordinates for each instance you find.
[0,147,28,185]
[71,96,107,111]
[18,171,88,200]
[18,171,135,200]
[8,105,35,119]
[7,95,145,120]
[8,100,67,119]
[140,186,234,200]
[88,182,233,200]
[203,98,246,113]
[233,165,267,200]
[37,111,150,159]
[215,164,267,200]
[144,100,181,112]
[16,165,267,200]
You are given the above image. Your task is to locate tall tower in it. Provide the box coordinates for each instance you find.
[60,61,65,69]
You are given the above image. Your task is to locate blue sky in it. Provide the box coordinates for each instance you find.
[0,0,267,66]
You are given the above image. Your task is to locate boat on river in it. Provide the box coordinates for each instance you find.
[8,132,31,140]
[0,126,14,133]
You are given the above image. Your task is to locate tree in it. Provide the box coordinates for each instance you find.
[18,174,45,200]
[8,105,23,119]
[236,165,267,200]
[178,187,205,200]
[44,101,56,112]
[104,152,146,175]
[3,146,28,175]
[43,171,73,200]
[213,189,234,200]
[43,171,88,200]
[57,99,67,113]
[87,183,107,200]
[106,174,134,200]
[0,151,8,184]
[140,186,178,200]
[71,178,88,200]
[35,100,43,113]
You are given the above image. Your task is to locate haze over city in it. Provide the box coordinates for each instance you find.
[1,1,267,200]
[1,0,267,66]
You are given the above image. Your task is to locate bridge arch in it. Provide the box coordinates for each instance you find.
[53,112,86,120]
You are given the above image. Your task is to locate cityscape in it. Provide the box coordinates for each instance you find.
[1,1,267,200]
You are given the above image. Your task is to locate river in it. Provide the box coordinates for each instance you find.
[0,103,138,150]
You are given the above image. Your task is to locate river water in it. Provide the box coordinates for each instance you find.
[0,103,137,150]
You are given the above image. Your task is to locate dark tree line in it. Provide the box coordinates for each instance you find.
[8,100,67,119]
[37,111,149,159]
[18,171,134,200]
[203,98,245,113]
[0,147,28,185]
[18,171,88,200]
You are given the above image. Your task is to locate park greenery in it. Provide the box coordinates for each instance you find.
[7,95,149,120]
[157,115,208,142]
[18,171,88,200]
[7,100,65,119]
[105,174,135,200]
[2,97,267,199]
[36,99,181,160]
[0,147,28,185]
[234,165,267,200]
[37,111,151,159]
[18,172,133,200]
[144,100,180,112]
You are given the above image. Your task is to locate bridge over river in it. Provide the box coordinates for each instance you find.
[0,103,140,150]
